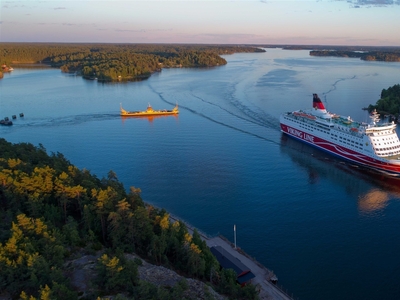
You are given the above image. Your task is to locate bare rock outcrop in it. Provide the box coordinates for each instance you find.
[66,252,226,300]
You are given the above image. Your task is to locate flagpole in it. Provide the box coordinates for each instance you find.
[234,224,236,249]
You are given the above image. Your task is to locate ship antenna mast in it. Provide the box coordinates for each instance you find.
[370,109,380,125]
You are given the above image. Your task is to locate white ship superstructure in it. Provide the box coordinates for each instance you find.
[280,94,400,176]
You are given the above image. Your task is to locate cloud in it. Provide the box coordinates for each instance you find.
[340,0,400,5]
[0,21,2,25]
[53,7,66,10]
[114,28,172,33]
[115,29,145,32]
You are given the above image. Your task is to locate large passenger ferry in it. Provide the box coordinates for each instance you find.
[280,94,400,176]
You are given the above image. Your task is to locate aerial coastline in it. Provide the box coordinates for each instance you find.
[1,45,400,300]
[1,43,399,83]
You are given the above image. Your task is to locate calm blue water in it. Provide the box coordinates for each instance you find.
[1,48,400,300]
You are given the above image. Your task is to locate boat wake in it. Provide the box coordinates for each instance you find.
[322,75,357,99]
[189,93,278,129]
[148,84,281,145]
[6,113,119,128]
[161,93,275,141]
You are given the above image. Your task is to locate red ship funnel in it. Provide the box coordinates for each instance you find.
[313,93,325,110]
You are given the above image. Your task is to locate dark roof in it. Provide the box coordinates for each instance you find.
[210,246,253,277]
[237,270,256,284]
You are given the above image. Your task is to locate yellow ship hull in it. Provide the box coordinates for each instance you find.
[120,103,179,117]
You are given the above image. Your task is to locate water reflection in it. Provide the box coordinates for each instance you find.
[280,134,400,213]
[358,189,389,212]
[11,64,51,69]
[120,114,179,124]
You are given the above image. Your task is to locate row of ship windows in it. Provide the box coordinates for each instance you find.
[372,135,398,142]
[372,140,400,146]
[371,131,393,136]
[298,122,330,135]
[331,137,364,150]
[295,120,363,145]
[289,117,400,155]
[375,145,400,151]
[373,143,400,149]
[331,135,362,145]
[376,150,400,156]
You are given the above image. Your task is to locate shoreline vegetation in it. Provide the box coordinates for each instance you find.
[367,84,400,120]
[2,43,400,82]
[0,43,265,82]
[261,44,400,62]
[309,50,400,62]
[0,138,260,300]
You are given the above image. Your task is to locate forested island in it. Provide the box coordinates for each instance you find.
[368,84,400,119]
[309,50,400,62]
[0,43,265,82]
[2,43,399,82]
[257,44,400,62]
[0,138,259,300]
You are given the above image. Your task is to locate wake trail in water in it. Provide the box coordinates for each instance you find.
[149,82,280,129]
[226,96,281,131]
[153,89,282,146]
[9,113,119,128]
[322,75,357,103]
[189,93,267,127]
[147,81,284,146]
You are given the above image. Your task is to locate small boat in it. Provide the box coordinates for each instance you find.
[120,103,179,117]
[0,119,13,126]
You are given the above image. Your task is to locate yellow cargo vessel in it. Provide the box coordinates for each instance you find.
[120,103,179,117]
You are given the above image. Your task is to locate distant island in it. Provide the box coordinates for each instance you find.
[2,43,400,82]
[309,50,400,62]
[0,43,265,82]
[249,44,400,62]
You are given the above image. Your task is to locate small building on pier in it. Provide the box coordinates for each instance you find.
[210,245,255,286]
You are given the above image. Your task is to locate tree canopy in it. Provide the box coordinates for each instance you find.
[368,84,400,117]
[0,43,265,82]
[0,138,259,299]
[310,50,400,62]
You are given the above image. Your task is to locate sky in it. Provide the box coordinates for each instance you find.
[1,0,400,46]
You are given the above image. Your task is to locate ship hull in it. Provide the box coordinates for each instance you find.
[280,122,400,176]
[121,111,178,117]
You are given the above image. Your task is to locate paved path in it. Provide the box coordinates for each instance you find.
[205,236,293,300]
[169,216,293,300]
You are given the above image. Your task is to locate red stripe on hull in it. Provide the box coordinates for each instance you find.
[280,123,400,175]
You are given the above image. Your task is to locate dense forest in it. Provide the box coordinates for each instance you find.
[0,138,259,299]
[256,44,400,62]
[0,43,265,82]
[368,84,400,118]
[309,50,400,62]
